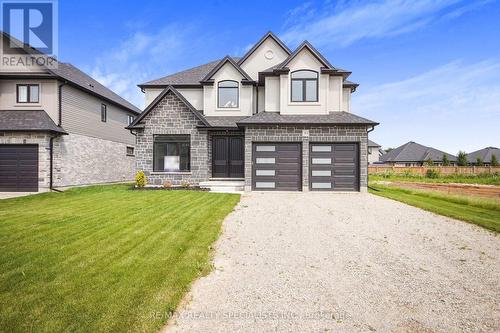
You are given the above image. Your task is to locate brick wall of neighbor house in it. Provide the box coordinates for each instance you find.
[244,125,369,191]
[53,133,135,187]
[0,132,52,190]
[135,92,209,186]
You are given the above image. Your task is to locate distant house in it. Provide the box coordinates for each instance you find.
[381,141,457,166]
[467,147,500,166]
[368,140,383,164]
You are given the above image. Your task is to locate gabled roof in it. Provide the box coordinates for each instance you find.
[237,31,292,66]
[126,86,209,129]
[236,111,378,126]
[200,56,254,83]
[1,32,141,114]
[277,40,334,70]
[0,110,67,134]
[381,141,456,163]
[368,140,381,147]
[467,147,500,163]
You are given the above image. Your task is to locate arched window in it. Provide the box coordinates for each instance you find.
[218,80,239,108]
[291,70,318,102]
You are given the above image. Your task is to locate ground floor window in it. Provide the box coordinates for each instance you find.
[153,135,190,172]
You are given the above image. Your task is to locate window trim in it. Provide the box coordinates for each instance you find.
[217,80,239,109]
[101,104,107,122]
[290,70,319,103]
[126,146,135,156]
[153,135,191,172]
[16,84,40,103]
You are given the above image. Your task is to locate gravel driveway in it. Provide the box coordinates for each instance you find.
[166,192,500,332]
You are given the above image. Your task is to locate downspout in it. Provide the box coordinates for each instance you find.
[58,81,67,126]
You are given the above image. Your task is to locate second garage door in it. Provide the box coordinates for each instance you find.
[309,143,359,191]
[252,143,302,191]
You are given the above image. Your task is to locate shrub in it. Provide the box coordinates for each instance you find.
[492,154,499,167]
[457,151,468,166]
[402,170,415,178]
[426,169,440,179]
[476,157,484,166]
[424,158,434,166]
[163,181,172,188]
[381,171,394,179]
[135,171,146,188]
[442,154,450,166]
[181,182,191,188]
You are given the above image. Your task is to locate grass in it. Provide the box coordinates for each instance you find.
[369,183,500,232]
[369,172,500,185]
[0,184,240,332]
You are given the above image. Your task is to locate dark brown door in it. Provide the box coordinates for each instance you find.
[309,143,359,191]
[212,136,244,178]
[252,143,302,191]
[0,144,38,192]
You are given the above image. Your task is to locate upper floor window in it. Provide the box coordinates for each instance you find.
[17,84,39,103]
[128,115,135,125]
[101,104,107,122]
[218,80,238,108]
[291,70,318,102]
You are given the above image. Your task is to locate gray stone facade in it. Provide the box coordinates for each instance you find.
[243,125,369,192]
[54,133,135,187]
[0,131,52,190]
[135,91,210,186]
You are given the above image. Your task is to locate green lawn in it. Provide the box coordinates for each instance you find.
[369,184,500,232]
[0,185,240,332]
[369,173,500,185]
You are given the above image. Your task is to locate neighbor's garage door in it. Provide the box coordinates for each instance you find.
[252,143,302,191]
[0,144,38,192]
[309,143,359,191]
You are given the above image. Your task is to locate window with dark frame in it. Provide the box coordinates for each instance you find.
[127,115,135,125]
[16,84,39,103]
[153,135,190,172]
[101,104,107,122]
[290,70,318,102]
[217,80,239,108]
[126,146,135,156]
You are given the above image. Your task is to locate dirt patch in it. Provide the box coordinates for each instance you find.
[381,181,500,199]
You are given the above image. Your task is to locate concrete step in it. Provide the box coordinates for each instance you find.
[199,180,245,193]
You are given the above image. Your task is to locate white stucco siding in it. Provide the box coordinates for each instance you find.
[0,79,59,122]
[203,62,253,116]
[342,87,351,112]
[328,76,343,112]
[176,88,203,110]
[239,37,290,81]
[279,48,329,115]
[144,88,163,107]
[264,76,280,112]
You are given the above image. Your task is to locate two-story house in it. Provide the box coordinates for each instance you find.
[0,32,141,192]
[128,32,378,191]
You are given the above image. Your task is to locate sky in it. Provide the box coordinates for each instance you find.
[55,0,500,154]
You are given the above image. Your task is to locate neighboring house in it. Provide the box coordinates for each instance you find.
[128,31,378,192]
[368,139,383,164]
[467,147,500,165]
[381,141,457,166]
[0,32,141,192]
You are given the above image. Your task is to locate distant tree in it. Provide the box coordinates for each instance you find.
[424,158,434,166]
[457,151,468,166]
[442,154,450,166]
[384,148,394,153]
[476,157,484,166]
[491,154,499,167]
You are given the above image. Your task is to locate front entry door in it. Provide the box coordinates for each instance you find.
[212,136,244,178]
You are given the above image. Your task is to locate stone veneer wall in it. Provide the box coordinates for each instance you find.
[53,133,135,187]
[135,91,209,186]
[244,125,369,191]
[0,131,52,190]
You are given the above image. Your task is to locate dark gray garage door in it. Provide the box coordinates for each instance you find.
[309,143,359,191]
[0,144,38,192]
[252,143,302,191]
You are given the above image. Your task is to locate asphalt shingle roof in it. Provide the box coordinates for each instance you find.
[381,141,456,163]
[467,147,500,163]
[236,111,378,126]
[204,116,249,128]
[0,110,67,134]
[368,140,381,147]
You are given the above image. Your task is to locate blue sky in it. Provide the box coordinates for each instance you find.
[56,0,500,154]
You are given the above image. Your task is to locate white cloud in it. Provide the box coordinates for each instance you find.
[282,0,492,48]
[88,25,196,108]
[354,60,500,153]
